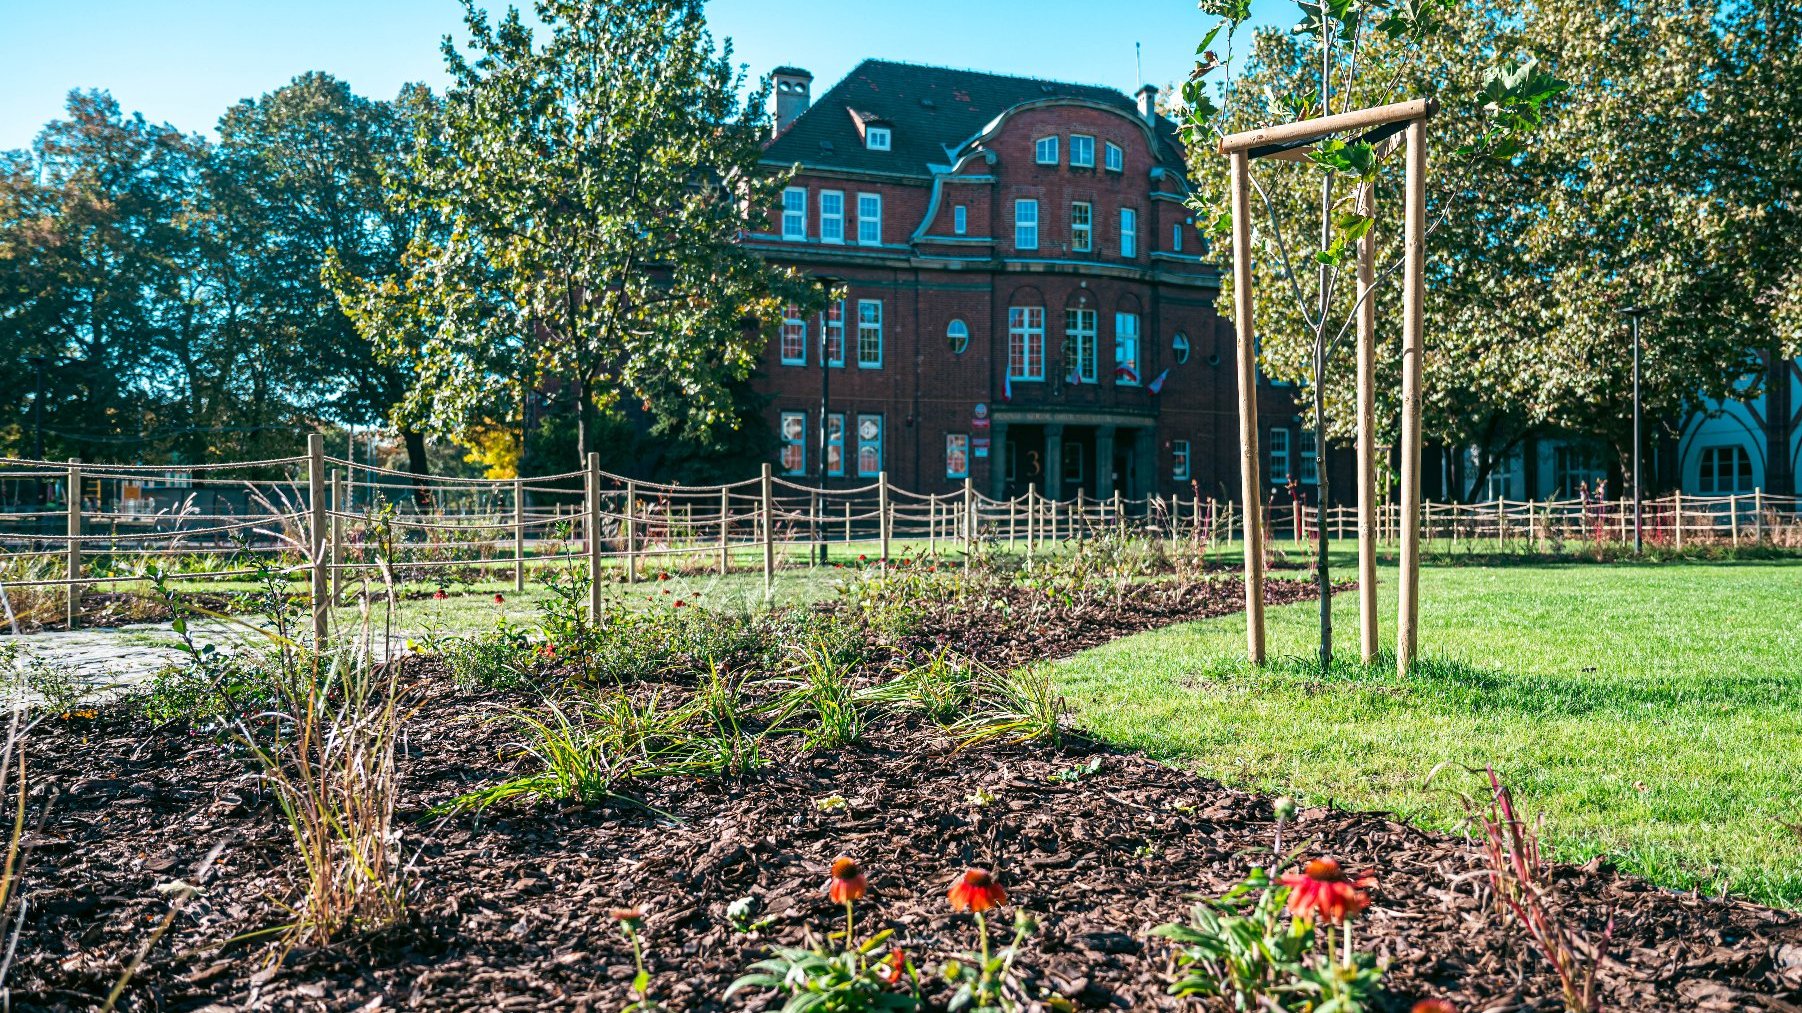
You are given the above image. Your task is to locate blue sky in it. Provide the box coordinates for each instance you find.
[0,0,1291,151]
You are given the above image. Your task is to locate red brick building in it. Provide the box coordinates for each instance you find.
[747,60,1310,502]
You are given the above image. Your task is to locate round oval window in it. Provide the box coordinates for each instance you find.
[1172,332,1191,364]
[947,319,970,355]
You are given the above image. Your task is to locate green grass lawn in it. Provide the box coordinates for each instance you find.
[1052,558,1802,906]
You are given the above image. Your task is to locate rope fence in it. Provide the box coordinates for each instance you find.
[3,435,1799,634]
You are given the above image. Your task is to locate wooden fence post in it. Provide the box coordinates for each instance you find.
[513,477,525,592]
[66,457,81,629]
[1754,488,1763,541]
[760,463,774,592]
[331,468,345,599]
[1025,484,1036,559]
[963,477,975,562]
[878,470,891,565]
[928,494,937,555]
[1730,493,1740,545]
[1050,496,1060,545]
[1673,490,1684,550]
[1009,495,1017,547]
[308,433,328,645]
[1395,114,1428,677]
[1113,490,1124,536]
[587,453,603,616]
[718,486,730,575]
[623,480,637,584]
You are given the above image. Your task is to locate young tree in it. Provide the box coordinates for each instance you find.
[1178,0,1565,665]
[336,0,816,470]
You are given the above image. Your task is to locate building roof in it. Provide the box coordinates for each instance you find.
[763,58,1180,179]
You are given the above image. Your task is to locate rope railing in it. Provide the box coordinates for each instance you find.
[6,444,1801,634]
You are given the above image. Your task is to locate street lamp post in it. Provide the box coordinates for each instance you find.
[1618,304,1649,555]
[28,355,47,508]
[814,276,839,565]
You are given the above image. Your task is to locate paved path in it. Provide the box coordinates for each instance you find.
[3,621,409,709]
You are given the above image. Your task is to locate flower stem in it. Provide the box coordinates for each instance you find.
[845,898,856,947]
[976,910,991,967]
[1342,920,1353,969]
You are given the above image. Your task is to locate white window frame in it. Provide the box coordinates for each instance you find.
[1015,199,1039,250]
[781,186,807,241]
[1300,431,1318,484]
[779,411,807,475]
[865,125,890,151]
[1172,332,1190,365]
[856,414,884,477]
[1104,141,1123,172]
[953,204,967,235]
[1007,306,1045,381]
[826,413,846,477]
[780,304,807,365]
[1173,439,1191,481]
[946,433,970,480]
[1172,221,1183,253]
[856,299,883,368]
[1120,207,1137,258]
[1034,136,1059,165]
[947,318,970,355]
[1065,308,1097,383]
[1113,312,1140,385]
[1069,134,1094,168]
[1269,428,1291,484]
[1070,201,1092,253]
[856,192,881,246]
[1698,444,1754,494]
[819,190,844,244]
[824,299,845,367]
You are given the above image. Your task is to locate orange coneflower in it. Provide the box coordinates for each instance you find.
[1411,1001,1457,1013]
[826,856,867,943]
[494,593,505,603]
[433,590,447,599]
[1279,858,1376,926]
[947,867,1006,913]
[827,856,867,903]
[609,906,645,932]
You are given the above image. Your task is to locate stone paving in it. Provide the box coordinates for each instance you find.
[2,621,409,708]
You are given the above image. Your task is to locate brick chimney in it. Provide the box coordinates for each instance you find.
[1136,84,1160,125]
[770,67,813,137]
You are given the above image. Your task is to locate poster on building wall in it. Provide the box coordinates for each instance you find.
[972,402,990,430]
[973,436,990,458]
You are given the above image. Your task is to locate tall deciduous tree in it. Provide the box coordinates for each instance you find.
[334,0,816,469]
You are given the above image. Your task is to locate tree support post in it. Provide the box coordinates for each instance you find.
[963,478,975,564]
[1228,149,1267,664]
[623,481,637,584]
[718,486,730,575]
[1354,177,1379,664]
[1396,116,1427,676]
[308,433,328,645]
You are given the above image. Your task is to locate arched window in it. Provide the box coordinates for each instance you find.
[947,319,970,355]
[1172,332,1191,365]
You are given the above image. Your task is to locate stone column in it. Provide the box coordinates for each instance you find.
[1045,423,1065,501]
[1134,427,1156,499]
[991,421,1009,500]
[1096,425,1116,496]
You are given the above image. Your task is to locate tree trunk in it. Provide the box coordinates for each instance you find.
[401,428,433,510]
[575,372,590,468]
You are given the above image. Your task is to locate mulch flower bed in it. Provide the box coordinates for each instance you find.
[10,576,1801,1010]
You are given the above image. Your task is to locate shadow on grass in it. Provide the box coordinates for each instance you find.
[1195,649,1790,718]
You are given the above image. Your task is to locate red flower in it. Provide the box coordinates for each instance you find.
[674,600,686,608]
[874,946,906,986]
[858,554,867,562]
[826,856,867,903]
[493,593,505,603]
[659,571,670,580]
[1411,1001,1457,1013]
[433,590,446,599]
[1280,858,1376,925]
[538,643,556,657]
[947,868,1007,913]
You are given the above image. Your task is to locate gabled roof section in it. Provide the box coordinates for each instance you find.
[764,58,1183,178]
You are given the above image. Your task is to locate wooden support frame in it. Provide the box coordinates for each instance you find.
[1220,99,1433,671]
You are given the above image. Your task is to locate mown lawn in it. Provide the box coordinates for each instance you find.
[1052,559,1802,906]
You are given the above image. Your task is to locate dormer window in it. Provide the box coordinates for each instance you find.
[865,125,891,150]
[1069,135,1094,168]
[1104,141,1124,172]
[1035,136,1059,165]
